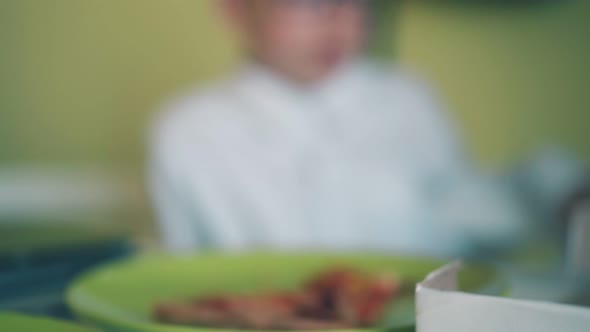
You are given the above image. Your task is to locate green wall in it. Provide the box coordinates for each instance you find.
[1,0,588,173]
[397,1,590,167]
[0,0,239,167]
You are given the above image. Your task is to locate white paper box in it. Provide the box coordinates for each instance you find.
[416,262,590,332]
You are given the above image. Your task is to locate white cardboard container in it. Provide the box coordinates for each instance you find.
[416,262,590,332]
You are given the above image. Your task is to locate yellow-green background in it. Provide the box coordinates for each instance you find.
[1,0,589,236]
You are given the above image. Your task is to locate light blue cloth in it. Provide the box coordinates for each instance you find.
[148,59,583,257]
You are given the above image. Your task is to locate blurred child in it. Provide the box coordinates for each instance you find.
[149,0,584,256]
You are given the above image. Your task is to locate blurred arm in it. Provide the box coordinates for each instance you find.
[404,76,530,254]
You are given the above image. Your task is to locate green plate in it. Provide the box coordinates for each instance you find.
[67,253,502,332]
[0,313,98,331]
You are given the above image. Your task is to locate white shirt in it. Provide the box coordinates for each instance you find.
[149,59,528,256]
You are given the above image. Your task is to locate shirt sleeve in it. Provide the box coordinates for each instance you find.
[147,99,251,252]
[402,74,530,253]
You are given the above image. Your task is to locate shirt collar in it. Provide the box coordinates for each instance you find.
[235,57,374,110]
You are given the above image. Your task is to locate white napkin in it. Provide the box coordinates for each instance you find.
[416,262,590,332]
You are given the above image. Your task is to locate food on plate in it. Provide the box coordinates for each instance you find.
[154,267,400,330]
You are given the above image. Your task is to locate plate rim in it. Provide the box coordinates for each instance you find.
[66,252,502,332]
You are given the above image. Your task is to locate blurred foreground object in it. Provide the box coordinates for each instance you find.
[67,253,499,331]
[0,312,98,332]
[154,267,399,330]
[0,167,133,318]
[416,262,590,332]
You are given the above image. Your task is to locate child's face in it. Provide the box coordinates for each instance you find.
[228,0,368,83]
